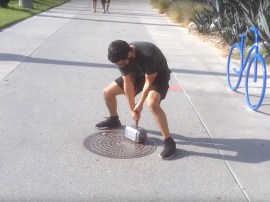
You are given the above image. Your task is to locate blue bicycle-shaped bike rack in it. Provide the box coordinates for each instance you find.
[226,27,267,110]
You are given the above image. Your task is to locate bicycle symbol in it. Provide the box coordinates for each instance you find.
[226,27,267,111]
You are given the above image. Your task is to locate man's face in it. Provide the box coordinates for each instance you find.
[116,50,134,68]
[116,58,130,68]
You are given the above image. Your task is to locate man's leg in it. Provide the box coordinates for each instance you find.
[101,0,106,13]
[146,91,170,139]
[95,81,124,129]
[103,81,124,116]
[147,90,176,159]
[92,0,96,13]
[105,0,110,13]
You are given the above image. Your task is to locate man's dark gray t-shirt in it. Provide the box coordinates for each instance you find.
[118,42,171,78]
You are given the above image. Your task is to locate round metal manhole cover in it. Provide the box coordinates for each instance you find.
[84,130,157,159]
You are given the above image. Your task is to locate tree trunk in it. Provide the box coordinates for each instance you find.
[19,0,33,8]
[0,0,10,8]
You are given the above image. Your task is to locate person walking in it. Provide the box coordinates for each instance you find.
[95,40,176,159]
[101,0,110,14]
[92,0,97,13]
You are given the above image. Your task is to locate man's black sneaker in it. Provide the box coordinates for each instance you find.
[160,138,176,160]
[95,116,121,129]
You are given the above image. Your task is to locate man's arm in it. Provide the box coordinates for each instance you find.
[134,72,157,114]
[122,74,135,112]
[123,74,141,122]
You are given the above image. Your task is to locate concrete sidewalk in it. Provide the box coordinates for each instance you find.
[0,0,269,201]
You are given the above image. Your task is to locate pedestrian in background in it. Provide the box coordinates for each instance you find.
[92,0,97,13]
[101,0,110,14]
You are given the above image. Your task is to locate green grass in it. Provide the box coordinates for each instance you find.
[0,0,70,29]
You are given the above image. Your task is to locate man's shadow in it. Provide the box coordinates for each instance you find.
[147,129,270,162]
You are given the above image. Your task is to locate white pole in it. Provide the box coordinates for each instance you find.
[216,0,220,12]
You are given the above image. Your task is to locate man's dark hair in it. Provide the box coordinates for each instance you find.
[108,40,131,63]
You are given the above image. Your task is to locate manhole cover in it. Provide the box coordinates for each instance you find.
[84,130,157,159]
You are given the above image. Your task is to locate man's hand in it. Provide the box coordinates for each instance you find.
[131,110,140,123]
[134,102,143,114]
[132,102,143,122]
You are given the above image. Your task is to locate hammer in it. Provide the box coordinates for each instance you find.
[125,120,147,144]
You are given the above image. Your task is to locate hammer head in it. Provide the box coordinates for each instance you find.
[125,125,147,144]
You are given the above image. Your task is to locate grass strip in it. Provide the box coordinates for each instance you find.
[0,0,70,29]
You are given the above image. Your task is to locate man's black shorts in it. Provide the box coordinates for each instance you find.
[114,73,170,100]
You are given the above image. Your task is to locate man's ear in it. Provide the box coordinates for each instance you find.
[127,51,133,59]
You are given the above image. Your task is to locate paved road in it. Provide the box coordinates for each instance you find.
[0,0,269,201]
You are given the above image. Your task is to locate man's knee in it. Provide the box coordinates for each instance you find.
[103,87,109,99]
[103,82,123,99]
[103,86,114,99]
[147,91,161,112]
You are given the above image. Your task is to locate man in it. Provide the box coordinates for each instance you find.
[92,0,97,13]
[101,0,110,14]
[96,40,176,159]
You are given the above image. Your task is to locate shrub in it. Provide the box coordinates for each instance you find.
[165,0,208,26]
[151,0,160,8]
[151,0,173,14]
[190,6,216,34]
[151,0,270,57]
[214,0,270,55]
[168,1,198,25]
